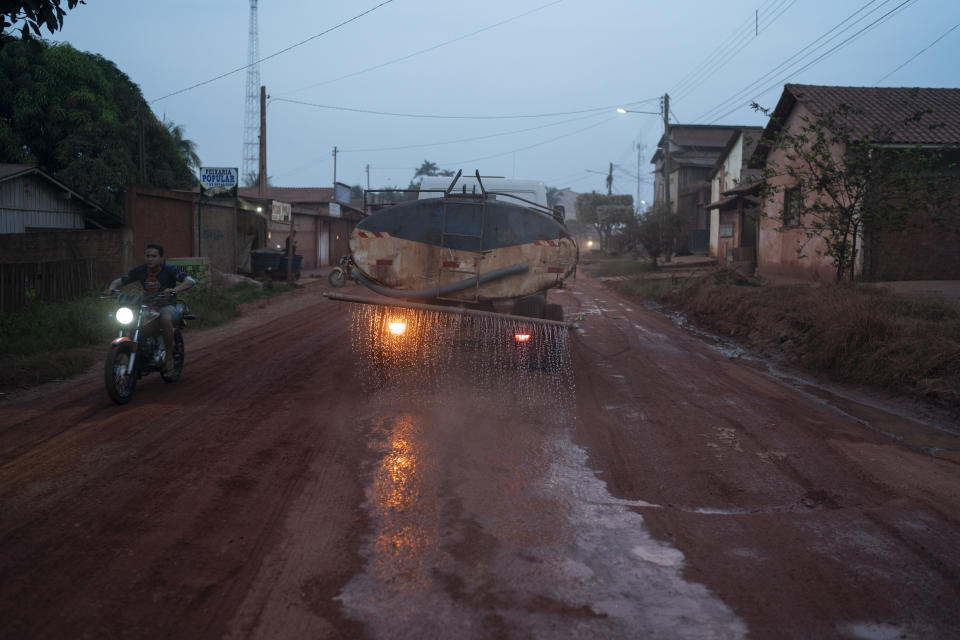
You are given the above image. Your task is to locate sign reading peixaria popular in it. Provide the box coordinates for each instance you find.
[199,167,239,199]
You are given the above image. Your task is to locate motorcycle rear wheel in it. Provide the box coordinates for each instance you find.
[105,343,137,404]
[328,267,347,288]
[161,329,185,382]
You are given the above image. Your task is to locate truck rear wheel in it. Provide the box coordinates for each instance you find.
[545,303,564,322]
[512,294,546,319]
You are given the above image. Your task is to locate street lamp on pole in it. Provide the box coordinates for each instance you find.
[616,107,660,115]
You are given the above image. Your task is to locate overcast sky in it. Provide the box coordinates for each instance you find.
[54,0,959,205]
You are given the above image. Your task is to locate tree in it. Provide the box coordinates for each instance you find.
[755,102,957,281]
[574,192,633,252]
[630,204,685,267]
[164,120,201,171]
[243,171,272,188]
[1,0,84,49]
[413,160,455,179]
[0,38,197,214]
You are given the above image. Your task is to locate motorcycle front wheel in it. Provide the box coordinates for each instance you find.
[105,343,137,404]
[161,329,185,382]
[328,267,347,288]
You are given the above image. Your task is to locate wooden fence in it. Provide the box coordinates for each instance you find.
[0,259,98,313]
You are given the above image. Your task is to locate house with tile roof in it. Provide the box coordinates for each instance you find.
[749,84,960,282]
[705,127,765,268]
[651,125,742,254]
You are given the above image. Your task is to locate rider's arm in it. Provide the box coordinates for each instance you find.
[172,275,196,294]
[106,276,123,292]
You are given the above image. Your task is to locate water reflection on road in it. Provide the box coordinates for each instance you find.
[337,307,746,638]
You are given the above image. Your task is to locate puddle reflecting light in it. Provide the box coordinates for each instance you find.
[388,320,407,336]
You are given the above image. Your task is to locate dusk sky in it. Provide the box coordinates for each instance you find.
[54,0,959,206]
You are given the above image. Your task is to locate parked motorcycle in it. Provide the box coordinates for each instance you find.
[328,254,357,288]
[102,291,195,404]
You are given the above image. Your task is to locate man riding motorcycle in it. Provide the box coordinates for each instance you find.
[106,243,195,375]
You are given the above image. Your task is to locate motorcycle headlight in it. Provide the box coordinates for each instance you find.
[116,306,135,325]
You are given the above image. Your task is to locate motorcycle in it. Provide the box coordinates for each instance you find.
[102,291,195,404]
[328,254,357,288]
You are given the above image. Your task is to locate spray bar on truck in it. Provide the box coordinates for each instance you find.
[323,292,574,330]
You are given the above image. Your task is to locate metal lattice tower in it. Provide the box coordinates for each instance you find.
[242,0,261,185]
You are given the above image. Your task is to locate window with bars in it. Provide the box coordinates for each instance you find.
[783,187,801,227]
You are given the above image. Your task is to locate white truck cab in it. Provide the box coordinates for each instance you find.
[418,176,549,209]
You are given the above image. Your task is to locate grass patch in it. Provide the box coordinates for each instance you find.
[179,281,298,329]
[647,276,960,413]
[608,275,693,299]
[584,259,656,278]
[0,281,301,392]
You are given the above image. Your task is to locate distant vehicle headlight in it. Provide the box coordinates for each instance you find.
[116,307,135,324]
[388,321,407,336]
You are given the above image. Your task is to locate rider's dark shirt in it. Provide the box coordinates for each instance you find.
[122,263,187,295]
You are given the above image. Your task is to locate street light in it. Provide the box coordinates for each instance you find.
[616,107,660,115]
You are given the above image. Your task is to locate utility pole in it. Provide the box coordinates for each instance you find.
[366,163,370,190]
[663,93,670,211]
[332,146,338,184]
[258,85,267,198]
[606,162,613,196]
[636,141,643,214]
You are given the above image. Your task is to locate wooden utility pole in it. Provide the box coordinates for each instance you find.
[332,146,338,184]
[606,162,613,196]
[366,164,370,190]
[663,93,670,210]
[258,85,267,198]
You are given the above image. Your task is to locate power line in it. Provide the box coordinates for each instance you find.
[270,96,660,120]
[670,0,780,97]
[444,116,619,166]
[874,22,960,85]
[285,0,566,94]
[696,0,916,124]
[151,0,395,103]
[339,112,610,153]
[672,0,797,103]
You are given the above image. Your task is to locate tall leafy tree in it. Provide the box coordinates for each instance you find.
[0,37,196,215]
[164,119,201,171]
[574,192,633,251]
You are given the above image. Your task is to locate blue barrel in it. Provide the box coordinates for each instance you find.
[251,250,282,274]
[277,254,303,274]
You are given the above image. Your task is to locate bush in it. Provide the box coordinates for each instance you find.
[0,281,301,391]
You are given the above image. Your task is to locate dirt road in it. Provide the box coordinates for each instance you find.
[1,274,958,639]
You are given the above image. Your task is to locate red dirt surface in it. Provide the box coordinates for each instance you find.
[0,273,958,639]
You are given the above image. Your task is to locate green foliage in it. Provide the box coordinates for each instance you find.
[0,37,197,214]
[574,192,634,251]
[627,204,685,266]
[0,281,301,391]
[0,295,111,355]
[1,0,84,47]
[755,102,957,282]
[413,160,454,178]
[589,259,655,277]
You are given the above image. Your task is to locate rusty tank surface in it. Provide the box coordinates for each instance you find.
[348,172,578,311]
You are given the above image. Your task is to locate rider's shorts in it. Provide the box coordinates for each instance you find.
[158,302,187,326]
